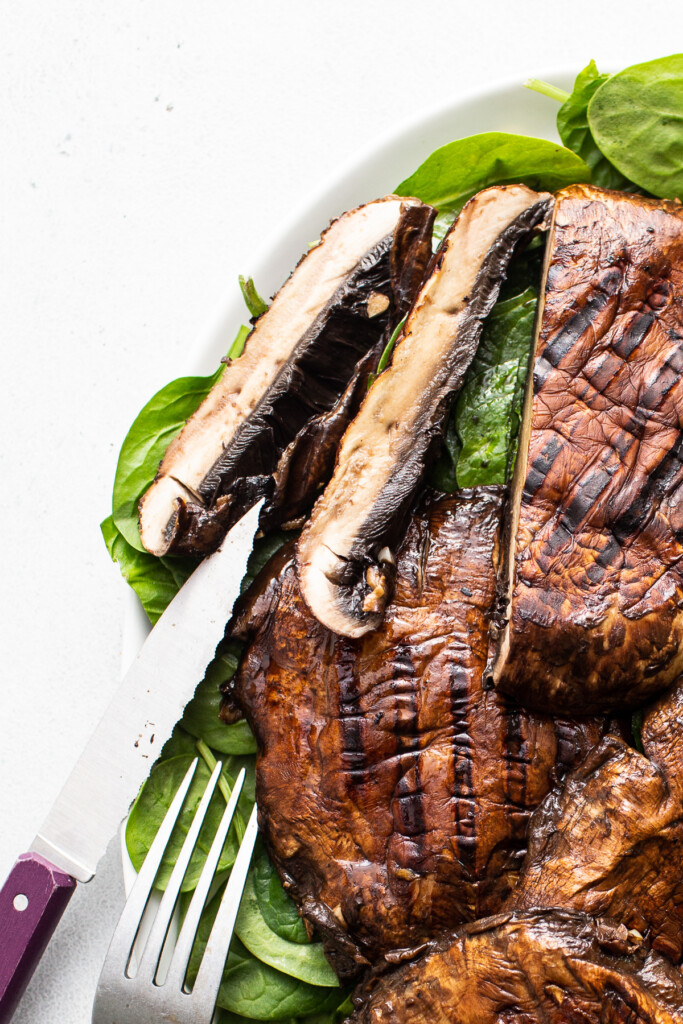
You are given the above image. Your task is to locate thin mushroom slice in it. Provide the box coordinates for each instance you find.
[297,184,553,639]
[489,185,683,713]
[138,195,435,557]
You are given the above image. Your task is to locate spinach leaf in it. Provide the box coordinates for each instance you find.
[189,909,345,1021]
[235,869,338,986]
[125,754,241,891]
[160,724,200,760]
[588,54,683,198]
[455,288,538,487]
[101,516,198,624]
[252,840,309,944]
[228,324,251,360]
[112,368,224,552]
[397,132,590,241]
[556,61,631,190]
[239,275,269,318]
[183,645,257,755]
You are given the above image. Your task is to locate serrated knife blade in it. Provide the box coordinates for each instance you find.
[0,499,263,1024]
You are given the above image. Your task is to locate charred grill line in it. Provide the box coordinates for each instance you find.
[450,662,476,878]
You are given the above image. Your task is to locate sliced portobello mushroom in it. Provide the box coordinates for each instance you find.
[489,184,683,713]
[138,196,436,557]
[297,184,553,638]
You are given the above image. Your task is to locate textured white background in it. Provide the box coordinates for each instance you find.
[0,2,680,1019]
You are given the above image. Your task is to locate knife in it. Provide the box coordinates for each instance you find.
[0,500,263,1024]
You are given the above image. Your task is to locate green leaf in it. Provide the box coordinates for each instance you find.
[112,367,224,552]
[588,54,683,198]
[252,840,309,944]
[556,61,631,190]
[239,275,269,318]
[455,288,538,487]
[367,316,407,390]
[229,324,252,360]
[189,908,345,1020]
[396,132,591,242]
[182,646,258,755]
[101,516,198,624]
[125,755,241,891]
[235,869,338,986]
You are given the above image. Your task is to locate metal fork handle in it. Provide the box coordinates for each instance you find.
[0,853,76,1024]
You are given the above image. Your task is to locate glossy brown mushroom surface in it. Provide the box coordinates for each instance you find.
[228,488,607,979]
[509,675,683,964]
[348,910,683,1024]
[491,184,683,713]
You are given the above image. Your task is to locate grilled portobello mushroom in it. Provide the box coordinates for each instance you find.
[509,674,683,964]
[227,488,608,979]
[348,909,683,1023]
[297,185,553,638]
[490,184,683,713]
[138,196,435,556]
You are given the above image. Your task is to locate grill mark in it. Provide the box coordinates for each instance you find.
[585,350,623,394]
[559,463,617,536]
[393,760,425,839]
[542,272,621,368]
[640,345,683,410]
[392,643,426,862]
[503,706,528,825]
[523,434,563,500]
[613,433,683,545]
[337,640,366,784]
[612,310,654,358]
[450,662,475,876]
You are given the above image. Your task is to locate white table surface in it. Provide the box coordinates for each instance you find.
[0,1,679,1019]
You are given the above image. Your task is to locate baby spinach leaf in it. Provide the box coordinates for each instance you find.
[455,288,537,487]
[101,516,198,624]
[228,324,251,359]
[189,907,345,1021]
[235,869,338,986]
[397,132,590,241]
[588,54,683,198]
[112,368,225,553]
[160,724,199,760]
[125,755,241,891]
[556,61,631,190]
[239,275,269,318]
[252,840,309,944]
[183,647,257,755]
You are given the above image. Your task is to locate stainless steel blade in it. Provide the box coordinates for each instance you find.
[31,501,264,882]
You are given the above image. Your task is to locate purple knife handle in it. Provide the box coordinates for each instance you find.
[0,853,76,1024]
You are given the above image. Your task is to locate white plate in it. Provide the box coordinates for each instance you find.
[120,67,576,899]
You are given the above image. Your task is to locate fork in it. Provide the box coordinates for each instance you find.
[92,758,258,1024]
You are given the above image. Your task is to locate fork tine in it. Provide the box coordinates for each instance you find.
[96,757,199,986]
[136,759,224,981]
[190,803,259,1008]
[165,768,246,990]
